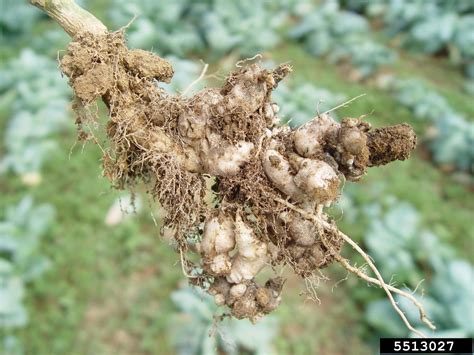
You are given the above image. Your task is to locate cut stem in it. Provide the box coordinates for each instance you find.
[30,0,107,36]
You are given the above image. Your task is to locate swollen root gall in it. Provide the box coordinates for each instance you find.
[59,31,417,321]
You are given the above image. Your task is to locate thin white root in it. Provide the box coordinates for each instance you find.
[335,255,436,331]
[181,62,209,96]
[121,14,138,31]
[273,197,434,338]
[235,54,263,68]
[304,276,322,305]
[322,93,366,116]
[333,237,430,338]
[180,248,199,279]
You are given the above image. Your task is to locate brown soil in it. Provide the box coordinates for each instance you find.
[367,123,417,166]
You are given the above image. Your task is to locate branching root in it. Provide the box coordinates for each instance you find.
[56,30,429,332]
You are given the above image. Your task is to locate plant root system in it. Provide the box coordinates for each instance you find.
[58,30,433,334]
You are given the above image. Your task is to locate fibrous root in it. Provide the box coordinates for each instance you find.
[57,29,431,332]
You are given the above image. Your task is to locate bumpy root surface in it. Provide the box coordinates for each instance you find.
[61,31,420,323]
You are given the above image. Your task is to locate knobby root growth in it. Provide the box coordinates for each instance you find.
[52,29,430,333]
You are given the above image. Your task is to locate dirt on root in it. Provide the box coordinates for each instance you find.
[367,123,417,166]
[270,213,344,277]
[61,31,206,242]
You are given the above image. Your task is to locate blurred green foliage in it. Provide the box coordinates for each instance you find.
[393,79,474,172]
[0,197,54,354]
[273,82,346,126]
[343,0,474,79]
[108,0,288,58]
[289,0,396,78]
[0,0,43,39]
[0,50,70,175]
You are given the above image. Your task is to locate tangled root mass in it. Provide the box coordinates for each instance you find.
[61,31,416,321]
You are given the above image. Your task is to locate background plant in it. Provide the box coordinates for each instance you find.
[289,0,396,79]
[392,79,473,172]
[335,192,473,339]
[0,50,71,177]
[108,0,287,59]
[343,0,474,79]
[0,197,54,354]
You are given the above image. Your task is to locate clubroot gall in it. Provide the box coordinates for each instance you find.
[31,0,435,337]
